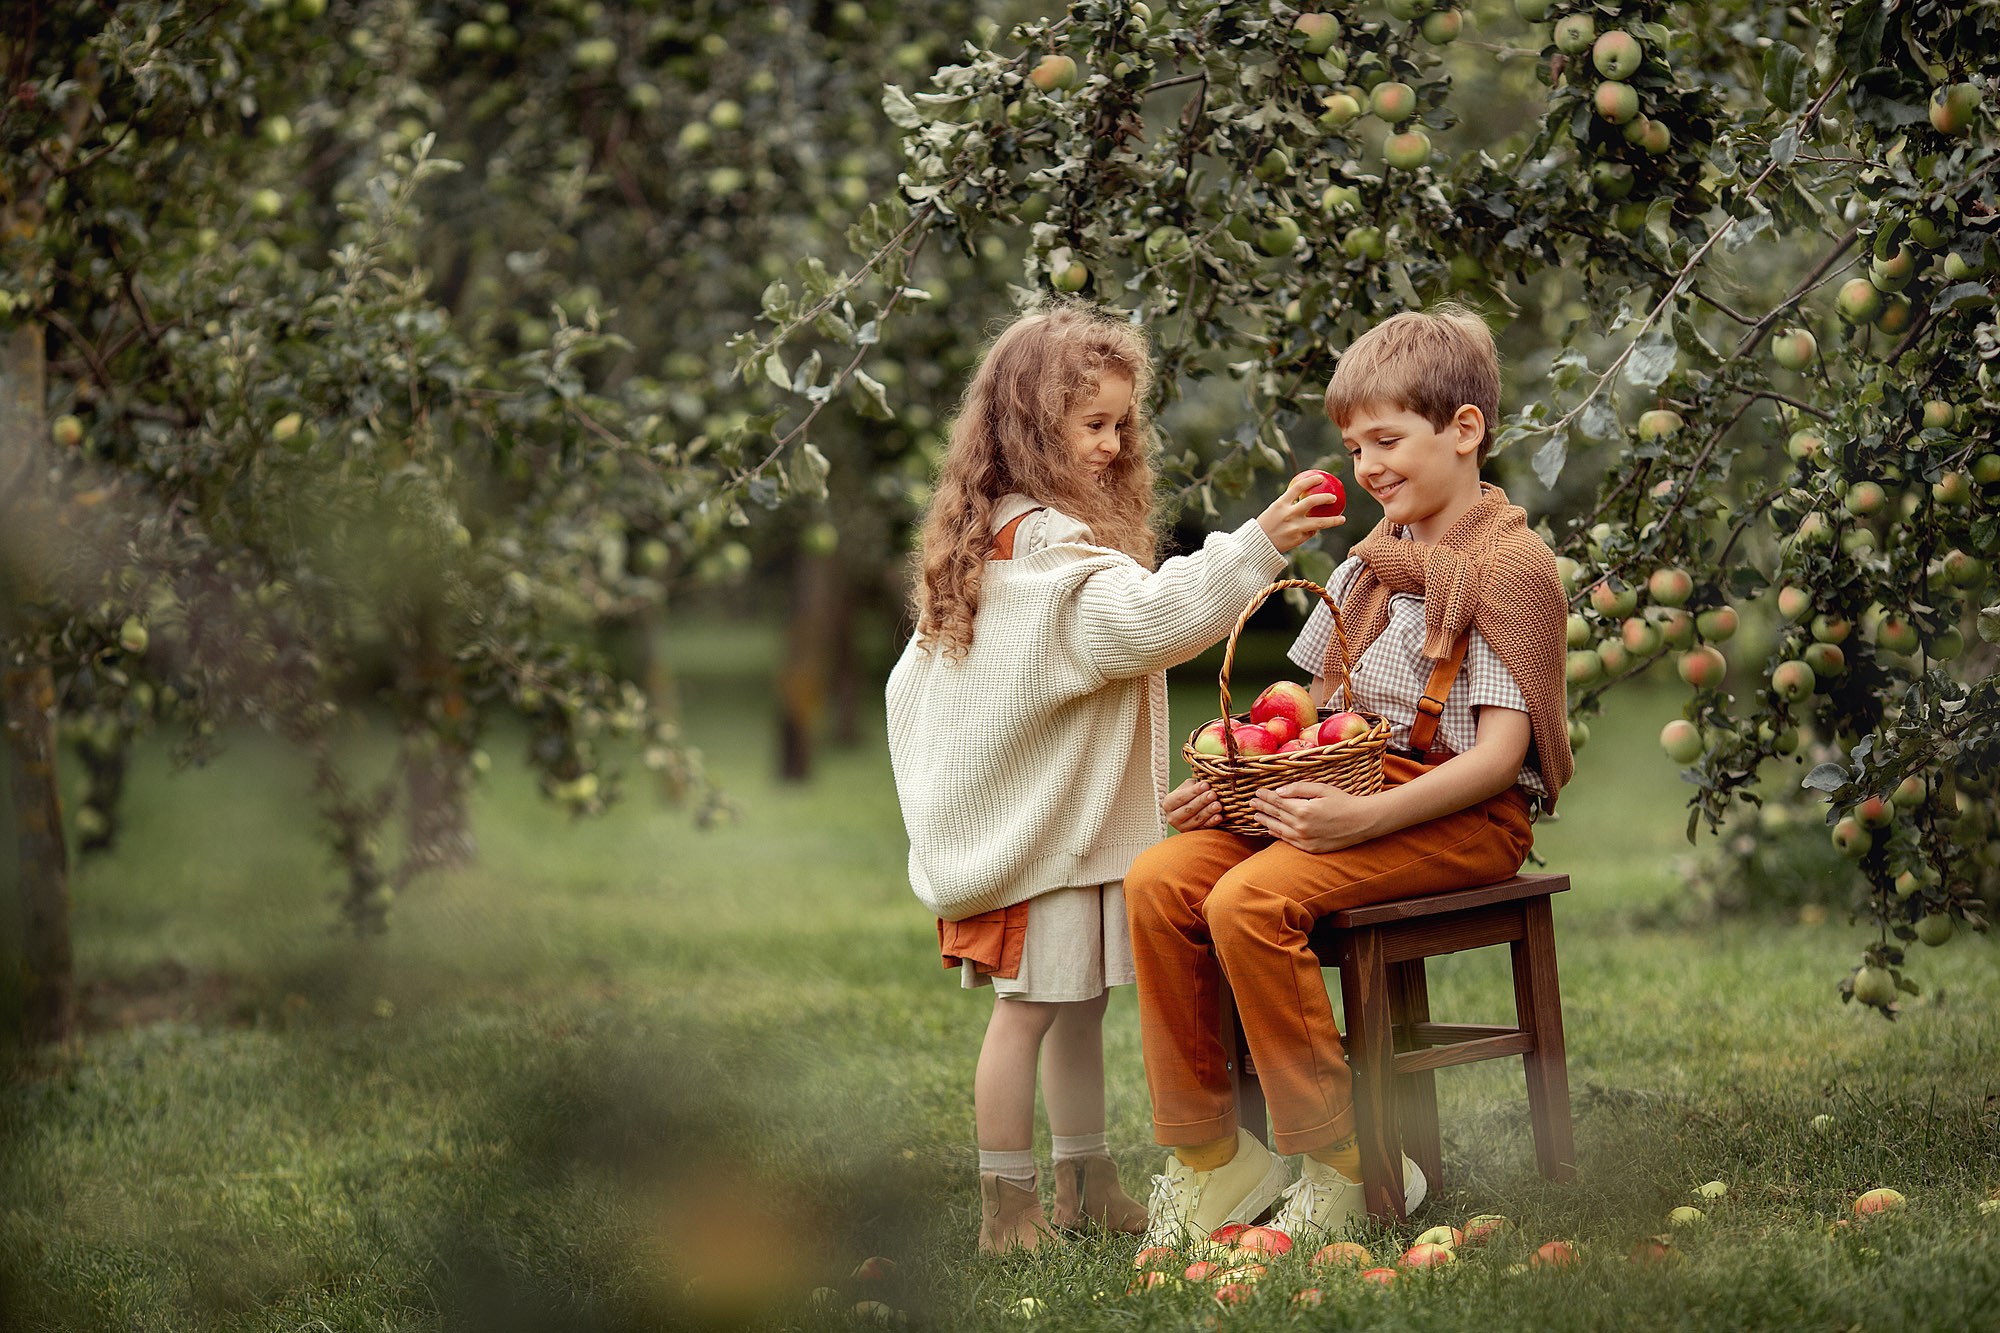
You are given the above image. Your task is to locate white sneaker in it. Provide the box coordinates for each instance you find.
[1267,1152,1428,1245]
[1136,1128,1290,1254]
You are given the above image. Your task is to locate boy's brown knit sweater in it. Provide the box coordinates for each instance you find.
[1322,483,1575,808]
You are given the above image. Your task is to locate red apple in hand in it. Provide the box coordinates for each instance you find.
[1293,469,1347,518]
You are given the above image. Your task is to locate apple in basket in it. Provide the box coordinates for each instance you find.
[1320,711,1370,745]
[1258,712,1300,746]
[1193,720,1230,756]
[1251,681,1316,735]
[1232,723,1281,757]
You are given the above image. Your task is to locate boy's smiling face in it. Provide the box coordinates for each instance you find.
[1340,400,1486,543]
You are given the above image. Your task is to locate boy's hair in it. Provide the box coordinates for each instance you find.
[913,299,1162,657]
[1323,304,1501,462]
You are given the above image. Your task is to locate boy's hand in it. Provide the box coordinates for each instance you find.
[1163,777,1224,832]
[1249,781,1379,853]
[1255,474,1348,554]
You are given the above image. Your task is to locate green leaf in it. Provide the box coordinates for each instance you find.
[852,370,893,420]
[1802,763,1847,793]
[763,353,790,390]
[1835,1,1888,73]
[1977,604,2000,646]
[1931,282,1987,313]
[789,443,831,500]
[1622,329,1677,389]
[1761,42,1805,112]
[1532,432,1566,489]
[882,85,924,130]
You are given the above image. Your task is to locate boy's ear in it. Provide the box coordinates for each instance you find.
[1453,405,1485,457]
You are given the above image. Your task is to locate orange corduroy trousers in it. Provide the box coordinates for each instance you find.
[1126,754,1534,1155]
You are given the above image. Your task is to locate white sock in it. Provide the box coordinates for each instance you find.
[979,1148,1037,1188]
[1050,1132,1107,1162]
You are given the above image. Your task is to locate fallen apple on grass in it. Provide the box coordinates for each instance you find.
[1532,1240,1579,1268]
[1231,1227,1292,1258]
[1311,1241,1374,1269]
[1462,1214,1511,1244]
[1668,1205,1704,1226]
[1853,1187,1905,1216]
[1413,1225,1463,1248]
[1399,1241,1456,1268]
[1359,1266,1397,1286]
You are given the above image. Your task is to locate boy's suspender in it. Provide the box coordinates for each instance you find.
[1405,630,1472,760]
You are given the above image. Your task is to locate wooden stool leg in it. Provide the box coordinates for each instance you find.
[1218,976,1268,1147]
[1389,959,1443,1193]
[1510,896,1577,1182]
[1337,927,1403,1221]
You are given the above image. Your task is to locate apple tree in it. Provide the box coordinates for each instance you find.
[733,0,1996,1013]
[0,0,734,1041]
[401,0,1034,780]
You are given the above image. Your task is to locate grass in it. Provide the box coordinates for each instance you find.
[2,619,1997,1331]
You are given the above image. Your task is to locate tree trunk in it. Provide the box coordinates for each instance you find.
[1,650,72,1045]
[0,322,75,1045]
[777,549,842,782]
[398,617,476,876]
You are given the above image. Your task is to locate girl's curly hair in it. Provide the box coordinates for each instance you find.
[912,301,1162,656]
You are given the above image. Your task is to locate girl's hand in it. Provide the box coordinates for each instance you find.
[1249,781,1379,853]
[1163,777,1224,832]
[1256,474,1348,554]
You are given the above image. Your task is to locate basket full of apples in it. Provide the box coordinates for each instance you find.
[1181,578,1389,837]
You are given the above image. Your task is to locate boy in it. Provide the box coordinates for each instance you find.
[1125,305,1574,1251]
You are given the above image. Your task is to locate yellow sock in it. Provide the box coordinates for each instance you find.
[1175,1133,1238,1173]
[1308,1136,1362,1181]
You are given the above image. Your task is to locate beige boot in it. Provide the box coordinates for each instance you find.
[1050,1154,1149,1235]
[978,1173,1063,1256]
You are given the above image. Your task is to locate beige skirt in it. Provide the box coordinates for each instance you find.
[962,880,1137,1003]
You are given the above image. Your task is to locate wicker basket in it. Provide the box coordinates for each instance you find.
[1181,578,1390,837]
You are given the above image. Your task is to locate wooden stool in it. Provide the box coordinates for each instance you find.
[1218,872,1576,1222]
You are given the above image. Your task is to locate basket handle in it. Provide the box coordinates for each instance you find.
[1217,578,1361,761]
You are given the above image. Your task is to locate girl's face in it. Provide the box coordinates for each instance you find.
[1063,371,1134,479]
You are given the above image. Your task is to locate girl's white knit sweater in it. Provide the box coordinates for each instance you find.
[887,508,1286,921]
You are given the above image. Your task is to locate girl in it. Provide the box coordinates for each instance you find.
[886,301,1343,1254]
